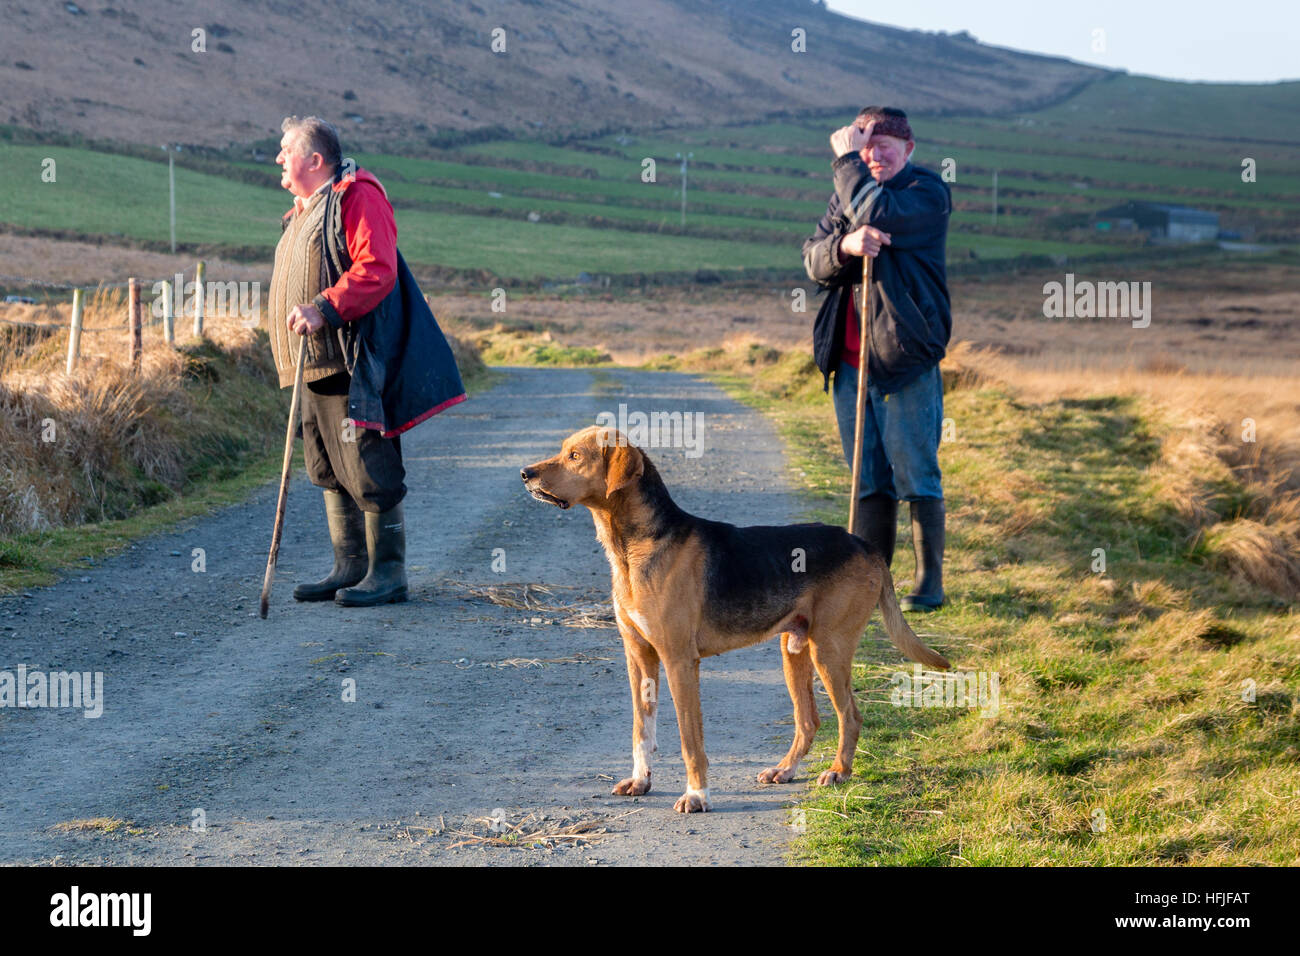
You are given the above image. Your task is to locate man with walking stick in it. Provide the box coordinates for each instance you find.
[263,115,465,611]
[801,107,952,611]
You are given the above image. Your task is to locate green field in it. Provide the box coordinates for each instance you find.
[0,143,797,277]
[2,73,1298,281]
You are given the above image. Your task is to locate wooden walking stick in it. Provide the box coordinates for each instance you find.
[846,252,874,533]
[260,335,308,618]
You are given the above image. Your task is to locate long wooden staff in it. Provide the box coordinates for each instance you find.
[846,253,874,533]
[260,335,308,618]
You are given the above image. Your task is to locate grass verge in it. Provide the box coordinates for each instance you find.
[655,341,1298,866]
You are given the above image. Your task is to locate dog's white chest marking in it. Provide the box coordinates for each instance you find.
[615,604,654,645]
[628,609,652,640]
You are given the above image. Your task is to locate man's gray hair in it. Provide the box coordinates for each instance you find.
[281,115,342,171]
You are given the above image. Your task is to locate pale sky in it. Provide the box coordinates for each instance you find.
[824,0,1299,83]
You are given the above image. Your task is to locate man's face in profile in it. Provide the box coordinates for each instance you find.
[276,133,324,198]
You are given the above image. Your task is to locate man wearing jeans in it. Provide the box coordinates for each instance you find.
[801,107,952,611]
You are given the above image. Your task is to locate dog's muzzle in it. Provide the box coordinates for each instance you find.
[521,467,569,509]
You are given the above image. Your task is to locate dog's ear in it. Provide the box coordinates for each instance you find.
[604,439,644,498]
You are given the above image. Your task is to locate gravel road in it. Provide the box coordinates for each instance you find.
[0,366,816,866]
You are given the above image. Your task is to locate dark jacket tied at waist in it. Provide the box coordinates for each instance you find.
[334,247,467,437]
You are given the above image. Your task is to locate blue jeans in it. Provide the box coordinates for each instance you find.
[831,361,944,501]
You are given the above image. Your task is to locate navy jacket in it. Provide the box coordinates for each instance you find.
[802,155,952,393]
[321,186,467,437]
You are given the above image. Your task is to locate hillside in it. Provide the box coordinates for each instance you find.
[0,0,1102,150]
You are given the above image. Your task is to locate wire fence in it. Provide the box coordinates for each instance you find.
[0,263,225,370]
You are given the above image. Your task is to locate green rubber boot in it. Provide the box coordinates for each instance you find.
[335,502,408,607]
[900,497,945,612]
[293,489,367,602]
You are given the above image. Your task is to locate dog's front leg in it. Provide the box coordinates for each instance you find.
[664,655,711,813]
[612,628,660,797]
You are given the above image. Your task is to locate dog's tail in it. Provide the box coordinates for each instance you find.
[877,560,951,670]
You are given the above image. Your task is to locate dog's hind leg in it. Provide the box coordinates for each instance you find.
[612,628,660,797]
[757,632,820,784]
[809,635,863,786]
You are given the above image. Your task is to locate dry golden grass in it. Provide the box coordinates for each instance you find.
[437,578,617,629]
[49,817,132,833]
[944,342,1300,600]
[1202,520,1300,596]
[0,287,487,571]
[0,287,281,538]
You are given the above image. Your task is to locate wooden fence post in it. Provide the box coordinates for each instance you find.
[66,288,84,375]
[128,278,142,371]
[162,279,175,344]
[193,260,205,337]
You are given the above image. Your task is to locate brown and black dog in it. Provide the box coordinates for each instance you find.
[521,426,950,813]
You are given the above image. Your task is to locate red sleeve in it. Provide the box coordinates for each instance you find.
[319,181,397,322]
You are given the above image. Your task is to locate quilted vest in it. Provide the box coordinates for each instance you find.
[267,189,346,387]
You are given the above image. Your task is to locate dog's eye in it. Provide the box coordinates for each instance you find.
[569,451,581,461]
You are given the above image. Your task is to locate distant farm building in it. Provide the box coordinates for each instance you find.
[1094,202,1220,242]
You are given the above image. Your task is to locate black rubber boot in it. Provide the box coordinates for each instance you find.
[900,497,945,612]
[335,502,408,607]
[293,489,367,602]
[852,493,898,567]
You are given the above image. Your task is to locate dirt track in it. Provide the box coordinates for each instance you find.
[0,366,818,866]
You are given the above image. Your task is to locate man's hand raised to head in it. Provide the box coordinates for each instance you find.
[830,120,875,157]
[287,303,326,336]
[838,224,891,261]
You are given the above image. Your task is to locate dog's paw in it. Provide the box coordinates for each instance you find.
[612,775,651,796]
[816,769,851,787]
[757,766,797,784]
[673,788,711,813]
